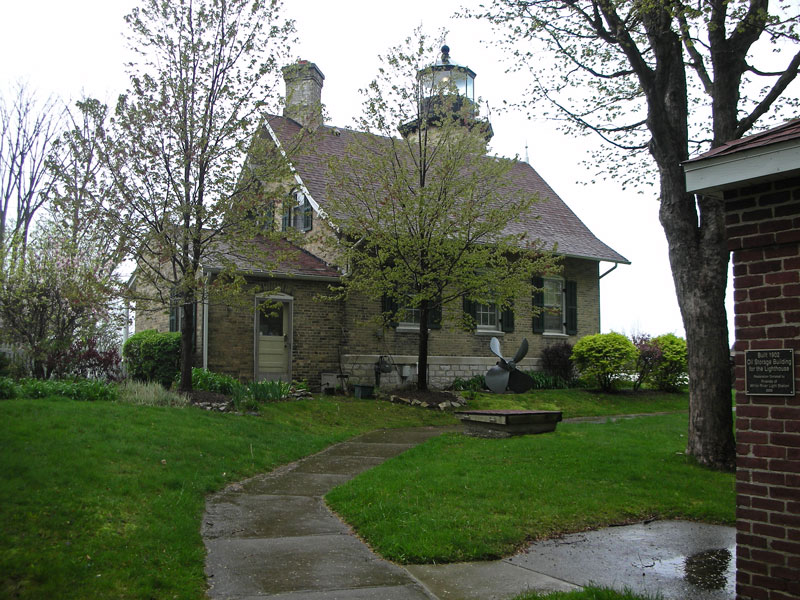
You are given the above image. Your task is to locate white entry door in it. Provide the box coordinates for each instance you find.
[256,297,291,382]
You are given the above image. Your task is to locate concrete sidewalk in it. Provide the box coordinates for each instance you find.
[202,426,735,600]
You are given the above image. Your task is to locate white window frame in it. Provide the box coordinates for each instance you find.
[475,302,501,333]
[397,304,421,331]
[283,191,313,232]
[543,277,566,335]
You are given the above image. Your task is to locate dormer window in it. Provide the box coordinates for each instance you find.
[282,191,313,233]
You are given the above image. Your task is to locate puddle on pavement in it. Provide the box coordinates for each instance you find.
[650,547,734,593]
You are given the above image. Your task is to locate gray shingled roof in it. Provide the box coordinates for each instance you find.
[202,236,340,279]
[686,118,800,162]
[267,115,628,264]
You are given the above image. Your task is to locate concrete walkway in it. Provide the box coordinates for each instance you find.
[203,426,735,600]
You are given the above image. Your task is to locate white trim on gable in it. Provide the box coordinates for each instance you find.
[262,120,337,231]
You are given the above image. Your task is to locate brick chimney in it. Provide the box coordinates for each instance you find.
[282,60,325,129]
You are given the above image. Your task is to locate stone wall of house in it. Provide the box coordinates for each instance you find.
[135,307,169,333]
[206,277,342,389]
[340,257,600,389]
[725,176,800,600]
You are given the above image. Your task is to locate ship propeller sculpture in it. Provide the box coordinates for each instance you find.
[485,337,535,394]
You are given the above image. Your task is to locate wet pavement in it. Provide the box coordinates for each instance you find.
[203,426,735,600]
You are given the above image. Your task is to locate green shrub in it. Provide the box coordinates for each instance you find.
[122,330,181,388]
[571,332,638,392]
[541,341,575,384]
[0,376,17,399]
[179,368,241,395]
[116,380,189,407]
[0,352,10,377]
[248,379,291,402]
[232,385,261,412]
[526,371,571,390]
[450,374,486,392]
[14,378,117,402]
[649,334,688,392]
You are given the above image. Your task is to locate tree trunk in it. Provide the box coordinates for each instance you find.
[659,164,735,471]
[178,300,194,392]
[417,301,429,391]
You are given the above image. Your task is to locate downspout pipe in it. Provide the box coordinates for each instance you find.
[202,274,209,370]
[598,262,620,332]
[599,263,619,279]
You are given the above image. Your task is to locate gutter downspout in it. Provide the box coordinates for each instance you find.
[202,274,209,370]
[599,263,618,279]
[598,262,620,333]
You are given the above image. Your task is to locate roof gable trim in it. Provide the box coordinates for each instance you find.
[262,120,336,229]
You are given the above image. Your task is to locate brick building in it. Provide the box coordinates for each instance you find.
[684,118,800,600]
[134,51,628,391]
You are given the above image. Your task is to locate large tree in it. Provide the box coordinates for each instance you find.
[0,98,125,379]
[327,31,559,391]
[94,0,294,391]
[471,0,800,470]
[0,83,63,258]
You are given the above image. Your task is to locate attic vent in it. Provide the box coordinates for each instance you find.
[331,128,341,136]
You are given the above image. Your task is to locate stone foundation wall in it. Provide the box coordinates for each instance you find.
[339,353,542,390]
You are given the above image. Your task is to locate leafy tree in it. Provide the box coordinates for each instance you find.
[85,0,295,391]
[326,30,559,391]
[0,83,63,258]
[472,0,800,470]
[47,98,126,263]
[0,224,121,378]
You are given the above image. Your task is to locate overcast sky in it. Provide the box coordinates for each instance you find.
[4,0,782,342]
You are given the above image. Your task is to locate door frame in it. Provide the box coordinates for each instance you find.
[253,292,294,382]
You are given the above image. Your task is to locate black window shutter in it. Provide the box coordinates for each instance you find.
[463,297,477,329]
[381,295,398,328]
[500,305,515,333]
[302,201,312,231]
[427,301,442,330]
[169,305,177,332]
[565,280,578,335]
[281,207,289,231]
[532,276,544,333]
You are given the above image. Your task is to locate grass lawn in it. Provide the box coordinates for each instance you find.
[464,387,690,418]
[325,411,735,564]
[0,396,453,600]
[512,586,662,600]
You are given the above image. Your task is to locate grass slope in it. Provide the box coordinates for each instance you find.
[326,412,735,564]
[464,388,690,418]
[0,397,452,600]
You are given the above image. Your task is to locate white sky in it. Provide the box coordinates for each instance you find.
[5,0,780,342]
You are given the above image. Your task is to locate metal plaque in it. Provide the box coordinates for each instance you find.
[745,349,795,396]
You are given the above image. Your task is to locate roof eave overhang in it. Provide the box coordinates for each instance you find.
[559,251,631,266]
[684,139,800,197]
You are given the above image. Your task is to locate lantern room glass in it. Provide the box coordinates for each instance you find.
[421,66,475,104]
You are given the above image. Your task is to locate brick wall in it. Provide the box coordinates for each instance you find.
[340,257,600,389]
[725,176,800,600]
